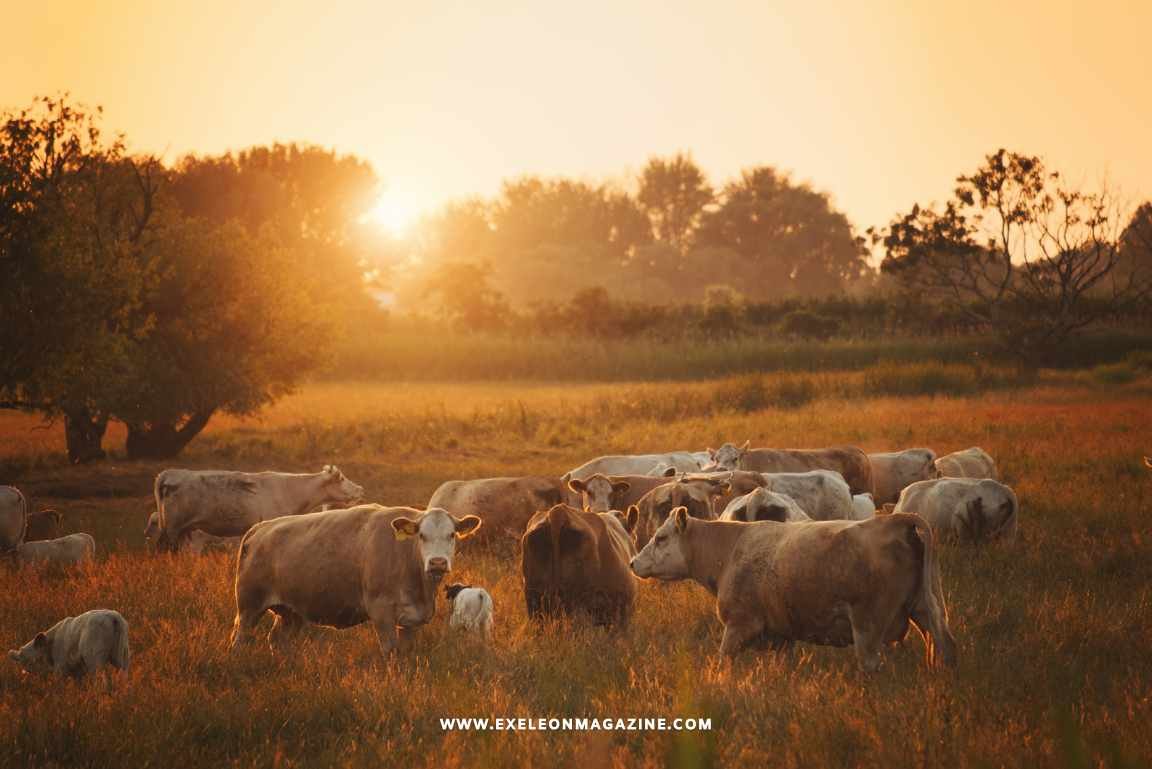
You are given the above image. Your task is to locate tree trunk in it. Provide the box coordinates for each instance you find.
[125,410,215,460]
[64,408,108,464]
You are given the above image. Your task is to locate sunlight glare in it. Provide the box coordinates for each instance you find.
[367,189,419,237]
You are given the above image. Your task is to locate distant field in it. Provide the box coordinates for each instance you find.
[2,375,1151,767]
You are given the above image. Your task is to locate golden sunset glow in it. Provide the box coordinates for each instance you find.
[2,1,1149,231]
[366,188,420,237]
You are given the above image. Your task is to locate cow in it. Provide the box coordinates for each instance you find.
[868,449,938,504]
[445,583,494,638]
[151,465,364,551]
[427,476,569,544]
[567,468,677,514]
[230,505,481,655]
[632,477,731,548]
[24,509,62,541]
[894,478,1017,543]
[703,441,874,496]
[689,469,853,521]
[720,487,810,522]
[629,507,957,671]
[9,610,130,679]
[521,504,637,628]
[563,452,702,482]
[14,533,96,566]
[934,447,997,480]
[1145,456,1151,470]
[0,486,27,554]
[144,511,240,554]
[852,493,877,520]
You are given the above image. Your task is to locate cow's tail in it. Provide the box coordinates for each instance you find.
[894,512,957,669]
[110,613,131,671]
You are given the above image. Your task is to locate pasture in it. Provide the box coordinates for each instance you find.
[2,372,1151,768]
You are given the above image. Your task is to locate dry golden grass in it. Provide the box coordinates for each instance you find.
[2,376,1151,767]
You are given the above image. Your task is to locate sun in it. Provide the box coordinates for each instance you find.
[367,189,419,237]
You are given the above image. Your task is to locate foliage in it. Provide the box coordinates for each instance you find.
[637,153,714,259]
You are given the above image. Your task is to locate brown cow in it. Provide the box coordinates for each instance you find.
[632,477,731,548]
[567,467,677,513]
[521,504,636,627]
[630,507,956,671]
[704,441,873,496]
[24,509,62,542]
[428,476,569,544]
[229,504,481,655]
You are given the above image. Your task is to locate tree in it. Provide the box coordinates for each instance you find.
[0,96,161,462]
[422,260,509,331]
[879,149,1152,356]
[637,154,713,260]
[695,167,870,300]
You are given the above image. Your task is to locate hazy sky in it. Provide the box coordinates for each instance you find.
[5,1,1149,235]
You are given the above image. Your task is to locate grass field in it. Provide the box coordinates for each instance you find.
[2,373,1151,768]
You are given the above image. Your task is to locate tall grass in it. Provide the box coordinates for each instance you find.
[1,381,1151,767]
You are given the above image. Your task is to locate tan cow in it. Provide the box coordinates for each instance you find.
[0,486,27,553]
[521,504,637,627]
[229,505,481,655]
[567,468,677,513]
[704,442,874,496]
[934,447,997,479]
[24,509,62,541]
[632,477,731,548]
[428,476,569,544]
[868,449,938,504]
[630,507,956,671]
[895,478,1017,543]
[14,533,96,566]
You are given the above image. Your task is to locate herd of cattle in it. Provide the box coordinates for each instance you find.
[4,444,1023,678]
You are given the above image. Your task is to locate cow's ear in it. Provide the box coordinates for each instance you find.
[612,481,631,494]
[454,515,483,539]
[391,517,420,540]
[739,440,751,453]
[32,633,47,648]
[673,506,689,532]
[625,505,639,533]
[729,503,747,521]
[567,479,585,493]
[662,466,677,477]
[706,447,716,459]
[8,650,19,661]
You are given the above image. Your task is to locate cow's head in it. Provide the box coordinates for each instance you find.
[703,441,750,472]
[724,487,808,522]
[630,506,691,580]
[635,478,729,546]
[320,465,365,507]
[568,474,631,513]
[958,484,1017,543]
[8,632,52,675]
[392,507,482,579]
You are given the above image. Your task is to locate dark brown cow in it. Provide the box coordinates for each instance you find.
[520,504,636,627]
[705,442,874,496]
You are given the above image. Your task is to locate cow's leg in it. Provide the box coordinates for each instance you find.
[230,586,268,651]
[719,617,765,657]
[396,625,419,653]
[267,607,305,652]
[910,602,957,670]
[367,603,398,656]
[849,599,905,672]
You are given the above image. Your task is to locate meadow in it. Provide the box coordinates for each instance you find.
[2,368,1151,768]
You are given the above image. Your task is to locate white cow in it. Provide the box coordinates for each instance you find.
[868,449,938,504]
[0,485,27,553]
[14,533,96,566]
[852,493,877,520]
[762,470,854,521]
[564,453,702,482]
[9,610,129,678]
[152,465,364,550]
[720,487,810,522]
[894,477,1017,543]
[445,583,494,638]
[934,447,997,480]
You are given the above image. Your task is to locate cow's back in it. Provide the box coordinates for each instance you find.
[429,476,564,543]
[741,448,872,495]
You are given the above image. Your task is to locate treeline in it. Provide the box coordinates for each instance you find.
[2,96,1150,464]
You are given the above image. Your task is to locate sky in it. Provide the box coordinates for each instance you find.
[4,0,1149,237]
